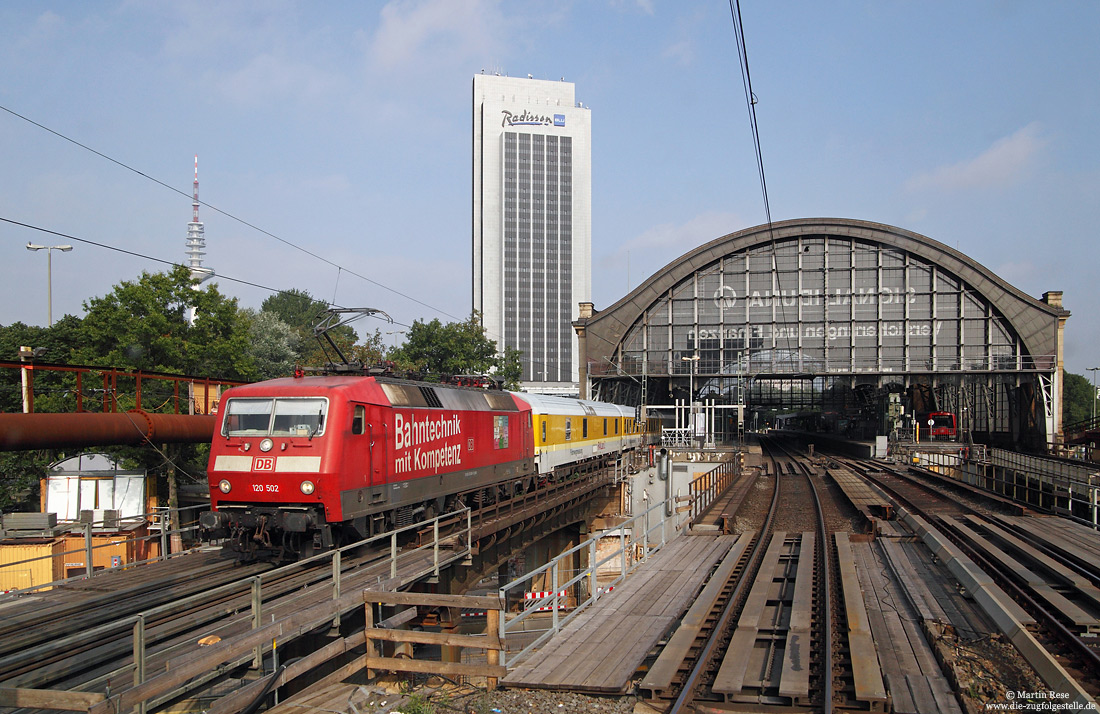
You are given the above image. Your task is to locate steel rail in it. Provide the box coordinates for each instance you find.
[668,441,783,713]
[800,458,834,714]
[860,468,1100,679]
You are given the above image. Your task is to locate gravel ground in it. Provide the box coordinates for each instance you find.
[362,676,648,714]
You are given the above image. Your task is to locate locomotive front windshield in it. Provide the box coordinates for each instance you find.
[222,397,329,437]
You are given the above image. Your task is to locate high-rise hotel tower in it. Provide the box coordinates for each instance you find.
[472,74,591,393]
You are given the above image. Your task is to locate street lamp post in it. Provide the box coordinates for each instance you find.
[681,354,700,441]
[681,354,700,403]
[26,243,73,326]
[1088,367,1100,423]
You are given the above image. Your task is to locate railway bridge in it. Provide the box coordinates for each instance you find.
[1,216,1097,712]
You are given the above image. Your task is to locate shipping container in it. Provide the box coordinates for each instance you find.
[59,523,155,578]
[0,538,65,592]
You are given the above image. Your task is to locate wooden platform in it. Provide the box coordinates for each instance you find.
[639,532,752,698]
[827,466,894,521]
[502,534,737,693]
[851,540,962,714]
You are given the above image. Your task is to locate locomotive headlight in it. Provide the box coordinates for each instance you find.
[300,480,315,495]
[259,438,274,452]
[218,479,232,494]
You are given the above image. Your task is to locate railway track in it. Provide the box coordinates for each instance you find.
[0,464,619,712]
[0,526,467,713]
[0,551,271,662]
[848,460,1100,697]
[641,437,836,712]
[639,441,1099,713]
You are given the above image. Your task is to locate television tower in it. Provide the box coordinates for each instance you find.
[185,155,213,285]
[185,156,213,325]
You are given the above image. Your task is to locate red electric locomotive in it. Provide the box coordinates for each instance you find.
[916,411,957,439]
[199,374,534,559]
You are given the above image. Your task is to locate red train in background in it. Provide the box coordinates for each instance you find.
[916,411,957,439]
[199,373,644,559]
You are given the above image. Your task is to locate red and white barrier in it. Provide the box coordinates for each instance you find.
[524,590,568,611]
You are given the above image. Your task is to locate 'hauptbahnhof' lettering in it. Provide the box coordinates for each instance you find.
[574,218,1068,450]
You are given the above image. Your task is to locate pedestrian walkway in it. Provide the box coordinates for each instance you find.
[502,533,737,693]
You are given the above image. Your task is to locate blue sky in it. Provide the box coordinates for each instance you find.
[1,1,1097,374]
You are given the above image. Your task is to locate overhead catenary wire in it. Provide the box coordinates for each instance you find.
[726,0,804,365]
[0,103,562,377]
[0,216,415,331]
[2,214,568,377]
[0,103,464,324]
[729,0,772,229]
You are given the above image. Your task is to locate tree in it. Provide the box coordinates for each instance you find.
[1064,371,1095,426]
[0,316,84,413]
[496,345,524,390]
[260,289,332,334]
[77,266,256,380]
[391,312,523,389]
[259,289,358,368]
[0,451,55,511]
[347,328,389,368]
[244,309,300,380]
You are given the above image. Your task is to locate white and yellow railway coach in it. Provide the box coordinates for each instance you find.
[513,392,646,476]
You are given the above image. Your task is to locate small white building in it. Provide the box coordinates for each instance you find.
[43,452,151,523]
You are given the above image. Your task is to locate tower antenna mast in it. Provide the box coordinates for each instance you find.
[185,155,212,285]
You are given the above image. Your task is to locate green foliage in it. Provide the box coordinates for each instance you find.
[260,289,330,333]
[0,450,56,511]
[1064,371,1096,426]
[397,692,435,714]
[391,312,521,387]
[243,309,300,380]
[347,328,389,367]
[0,317,85,414]
[78,266,256,380]
[496,345,523,391]
[259,288,359,368]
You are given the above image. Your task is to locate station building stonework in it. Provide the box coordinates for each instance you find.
[575,218,1069,450]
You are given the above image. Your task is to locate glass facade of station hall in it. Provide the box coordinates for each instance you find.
[580,220,1066,450]
[619,236,1028,377]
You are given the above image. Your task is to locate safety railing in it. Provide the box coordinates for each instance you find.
[661,427,692,448]
[498,458,735,667]
[0,505,209,595]
[1,507,471,714]
[686,457,739,523]
[1,359,245,414]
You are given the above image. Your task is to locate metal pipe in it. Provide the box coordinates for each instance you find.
[0,411,217,450]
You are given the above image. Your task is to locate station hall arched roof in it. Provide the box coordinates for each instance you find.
[580,217,1067,368]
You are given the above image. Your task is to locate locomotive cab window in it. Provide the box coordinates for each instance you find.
[352,405,366,435]
[223,397,329,437]
[603,418,607,436]
[541,420,547,443]
[565,418,571,441]
[582,419,588,439]
[615,419,619,435]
